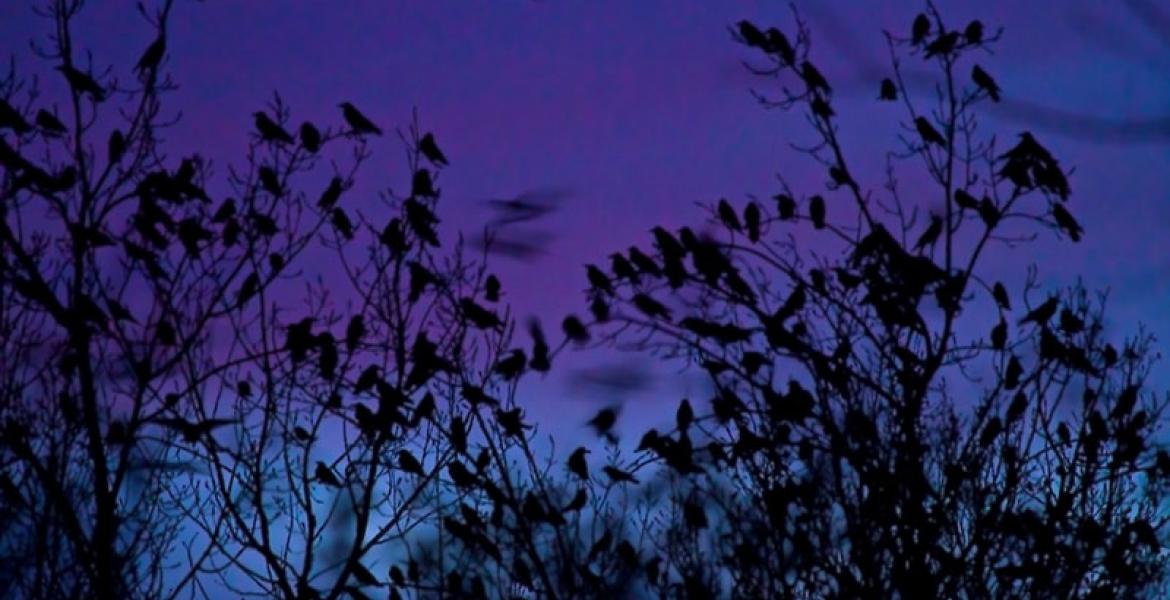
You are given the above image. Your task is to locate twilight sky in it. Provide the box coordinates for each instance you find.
[3,0,1169,445]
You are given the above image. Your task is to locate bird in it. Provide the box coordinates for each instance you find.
[765,27,795,65]
[676,398,694,431]
[915,116,946,146]
[1018,296,1058,327]
[1050,203,1082,242]
[971,65,1001,102]
[1006,391,1027,424]
[717,198,741,232]
[1004,355,1023,390]
[253,111,294,145]
[737,20,767,49]
[978,196,1000,228]
[913,214,942,252]
[586,406,619,438]
[108,129,126,163]
[35,110,66,136]
[1058,308,1084,334]
[562,315,590,344]
[879,78,897,101]
[603,465,638,484]
[315,461,343,487]
[496,407,529,438]
[990,318,1007,351]
[57,65,105,101]
[964,20,984,45]
[954,189,979,210]
[299,121,322,153]
[482,274,502,302]
[563,488,588,512]
[568,447,590,480]
[632,293,671,321]
[924,31,960,59]
[345,314,365,352]
[775,194,796,220]
[0,98,32,134]
[331,208,355,240]
[492,349,526,380]
[992,282,1011,311]
[339,102,381,136]
[153,417,237,443]
[808,195,826,229]
[293,426,315,442]
[743,202,761,242]
[911,14,931,46]
[586,264,615,296]
[418,132,448,166]
[135,34,166,75]
[800,61,831,95]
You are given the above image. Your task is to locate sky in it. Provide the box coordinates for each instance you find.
[2,0,1169,447]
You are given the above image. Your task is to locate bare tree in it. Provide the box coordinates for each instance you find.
[578,5,1170,598]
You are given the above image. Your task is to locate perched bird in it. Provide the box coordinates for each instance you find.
[0,98,32,134]
[1059,308,1084,334]
[802,197,825,231]
[737,20,767,49]
[339,102,381,135]
[57,65,105,101]
[253,111,294,145]
[879,78,897,101]
[1018,296,1058,327]
[135,34,166,75]
[1006,391,1027,423]
[418,132,449,166]
[800,61,831,95]
[331,208,355,240]
[924,31,960,59]
[496,407,529,438]
[765,27,796,65]
[315,461,343,487]
[493,349,526,380]
[717,198,741,232]
[971,65,1001,102]
[633,293,671,321]
[586,264,615,296]
[775,194,796,220]
[911,13,931,46]
[954,189,979,210]
[603,465,638,484]
[562,315,590,344]
[913,214,943,252]
[743,202,761,242]
[568,447,590,480]
[990,318,1007,351]
[345,314,365,352]
[460,298,503,330]
[258,166,283,196]
[992,282,1011,311]
[108,129,126,163]
[1051,203,1082,242]
[300,121,322,153]
[978,196,1000,228]
[35,110,66,136]
[293,426,315,442]
[964,20,984,44]
[484,274,501,302]
[676,398,694,431]
[915,116,946,146]
[1004,355,1023,390]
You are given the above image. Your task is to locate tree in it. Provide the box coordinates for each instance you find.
[584,5,1170,598]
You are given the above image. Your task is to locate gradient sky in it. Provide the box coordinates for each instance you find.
[3,0,1169,448]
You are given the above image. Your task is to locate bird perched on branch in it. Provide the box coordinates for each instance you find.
[339,102,381,136]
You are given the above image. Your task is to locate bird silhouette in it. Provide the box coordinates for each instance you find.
[1050,203,1082,242]
[484,274,501,302]
[977,196,1000,228]
[718,198,741,232]
[299,121,321,153]
[964,19,984,44]
[913,214,943,252]
[0,98,32,134]
[586,264,615,296]
[35,110,66,136]
[743,202,762,242]
[108,129,126,163]
[153,417,238,443]
[339,102,381,136]
[493,349,526,380]
[331,208,355,240]
[568,447,590,480]
[765,27,796,65]
[496,407,529,438]
[345,314,365,352]
[315,461,343,487]
[775,194,797,220]
[879,78,897,101]
[992,282,1011,311]
[954,189,979,210]
[603,465,638,484]
[258,166,283,196]
[991,318,1007,351]
[418,132,448,167]
[1018,296,1058,327]
[808,195,826,229]
[460,298,502,330]
[915,116,946,146]
[586,406,619,439]
[135,34,166,75]
[737,20,767,49]
[57,65,105,101]
[562,315,590,344]
[801,61,831,95]
[911,13,931,46]
[253,111,293,145]
[971,65,1001,102]
[924,31,960,59]
[632,293,671,321]
[1004,354,1023,390]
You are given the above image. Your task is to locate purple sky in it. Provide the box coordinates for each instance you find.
[4,0,1169,444]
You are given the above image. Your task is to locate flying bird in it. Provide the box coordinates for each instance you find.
[586,406,620,438]
[339,102,381,136]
